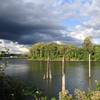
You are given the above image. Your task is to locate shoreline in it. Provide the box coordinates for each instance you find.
[1,57,100,62]
[28,59,100,62]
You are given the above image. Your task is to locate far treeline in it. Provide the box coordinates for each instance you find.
[29,37,100,61]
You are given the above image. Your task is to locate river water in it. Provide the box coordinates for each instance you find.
[1,59,100,99]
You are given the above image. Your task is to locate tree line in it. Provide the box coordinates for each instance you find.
[29,37,100,61]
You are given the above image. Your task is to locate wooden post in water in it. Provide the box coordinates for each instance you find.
[45,56,52,79]
[43,56,52,80]
[89,78,92,90]
[49,63,52,79]
[46,56,49,79]
[59,56,67,100]
[89,53,91,78]
[62,56,65,92]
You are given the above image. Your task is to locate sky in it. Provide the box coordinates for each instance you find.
[0,39,29,54]
[0,0,100,47]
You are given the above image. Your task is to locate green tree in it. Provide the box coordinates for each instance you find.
[83,37,94,78]
[83,37,94,54]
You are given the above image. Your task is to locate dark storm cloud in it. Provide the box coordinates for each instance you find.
[0,0,81,44]
[0,17,67,43]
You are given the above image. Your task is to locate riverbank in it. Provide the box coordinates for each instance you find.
[28,58,100,62]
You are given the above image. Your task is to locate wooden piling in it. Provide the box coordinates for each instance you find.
[89,53,91,78]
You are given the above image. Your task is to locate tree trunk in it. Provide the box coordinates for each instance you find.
[62,56,65,91]
[89,53,91,78]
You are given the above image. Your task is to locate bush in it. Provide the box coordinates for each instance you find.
[0,73,24,100]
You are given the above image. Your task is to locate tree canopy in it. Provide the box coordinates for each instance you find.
[29,42,100,61]
[83,37,94,54]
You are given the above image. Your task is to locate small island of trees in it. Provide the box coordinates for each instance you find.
[29,37,100,61]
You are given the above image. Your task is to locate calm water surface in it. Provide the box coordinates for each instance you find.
[1,59,100,99]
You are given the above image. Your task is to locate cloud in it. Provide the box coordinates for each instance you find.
[67,0,100,44]
[0,0,100,45]
[0,39,29,54]
[0,0,83,44]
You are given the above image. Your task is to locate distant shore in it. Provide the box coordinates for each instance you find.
[28,58,100,62]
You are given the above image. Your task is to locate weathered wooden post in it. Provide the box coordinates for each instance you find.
[46,56,49,79]
[89,78,92,90]
[43,56,52,80]
[89,53,91,78]
[59,56,67,100]
[62,56,65,92]
[49,62,52,79]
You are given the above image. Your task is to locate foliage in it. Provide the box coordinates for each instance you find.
[29,41,100,61]
[0,73,24,100]
[74,89,89,100]
[59,90,72,100]
[0,73,47,100]
[83,37,94,54]
[51,97,56,100]
[23,86,45,99]
[95,80,100,91]
[74,89,100,100]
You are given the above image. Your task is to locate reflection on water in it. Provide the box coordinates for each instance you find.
[2,59,100,99]
[43,58,52,80]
